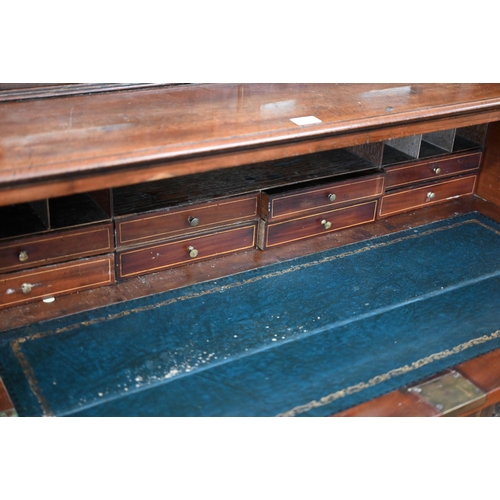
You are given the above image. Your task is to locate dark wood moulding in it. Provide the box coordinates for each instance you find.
[2,84,500,206]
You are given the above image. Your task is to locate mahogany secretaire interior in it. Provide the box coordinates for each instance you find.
[2,83,500,417]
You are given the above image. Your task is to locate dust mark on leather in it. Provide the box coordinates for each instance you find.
[277,329,500,417]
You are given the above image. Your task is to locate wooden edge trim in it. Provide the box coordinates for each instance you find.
[0,378,17,417]
[2,108,500,207]
[331,347,500,417]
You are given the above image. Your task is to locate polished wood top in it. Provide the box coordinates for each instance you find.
[2,83,500,205]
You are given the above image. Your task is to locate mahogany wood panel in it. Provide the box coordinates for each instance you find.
[263,174,384,221]
[476,121,500,206]
[456,347,500,411]
[118,224,257,278]
[378,175,477,218]
[0,378,15,416]
[384,151,481,189]
[2,84,500,206]
[0,255,115,309]
[116,194,258,247]
[0,223,113,273]
[261,201,378,248]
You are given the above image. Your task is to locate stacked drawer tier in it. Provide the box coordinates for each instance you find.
[379,151,481,218]
[115,194,260,279]
[0,223,114,309]
[258,173,384,249]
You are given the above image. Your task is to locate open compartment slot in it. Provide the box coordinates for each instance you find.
[420,129,456,158]
[112,148,379,217]
[454,124,489,152]
[0,200,49,239]
[347,142,384,167]
[382,135,422,166]
[48,191,112,230]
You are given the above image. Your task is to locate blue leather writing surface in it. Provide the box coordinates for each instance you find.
[2,213,500,416]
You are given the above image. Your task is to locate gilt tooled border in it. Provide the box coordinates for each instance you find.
[277,329,500,416]
[10,217,500,417]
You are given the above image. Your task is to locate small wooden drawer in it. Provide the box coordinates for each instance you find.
[117,224,257,278]
[116,194,259,247]
[0,254,115,309]
[0,223,113,274]
[379,175,477,218]
[384,151,481,189]
[260,200,378,249]
[262,174,384,221]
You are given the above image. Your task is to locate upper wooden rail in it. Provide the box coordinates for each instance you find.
[2,83,500,206]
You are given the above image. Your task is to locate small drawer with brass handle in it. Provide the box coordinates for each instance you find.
[261,173,384,222]
[0,255,115,309]
[384,151,481,189]
[378,175,477,218]
[116,194,259,247]
[117,223,257,279]
[259,201,378,249]
[0,223,113,274]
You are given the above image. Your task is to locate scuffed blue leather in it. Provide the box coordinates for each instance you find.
[2,213,500,416]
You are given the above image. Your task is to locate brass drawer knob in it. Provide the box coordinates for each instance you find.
[426,191,436,201]
[432,167,441,175]
[21,283,33,294]
[187,246,199,258]
[188,216,200,227]
[321,219,332,230]
[327,193,337,202]
[19,250,29,262]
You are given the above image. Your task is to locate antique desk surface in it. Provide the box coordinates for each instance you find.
[2,83,500,417]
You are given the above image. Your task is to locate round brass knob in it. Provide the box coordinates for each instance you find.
[19,250,29,262]
[321,219,332,230]
[21,283,33,294]
[327,193,337,202]
[187,246,199,258]
[432,167,441,175]
[188,216,200,227]
[426,191,436,201]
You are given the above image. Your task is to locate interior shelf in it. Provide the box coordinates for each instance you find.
[112,148,377,217]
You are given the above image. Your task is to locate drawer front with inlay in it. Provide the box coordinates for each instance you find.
[118,224,257,278]
[379,175,477,218]
[262,201,378,249]
[264,174,384,221]
[0,255,115,309]
[0,223,113,274]
[116,194,259,247]
[384,152,481,189]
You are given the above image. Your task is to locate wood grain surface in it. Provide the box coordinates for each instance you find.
[2,84,500,205]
